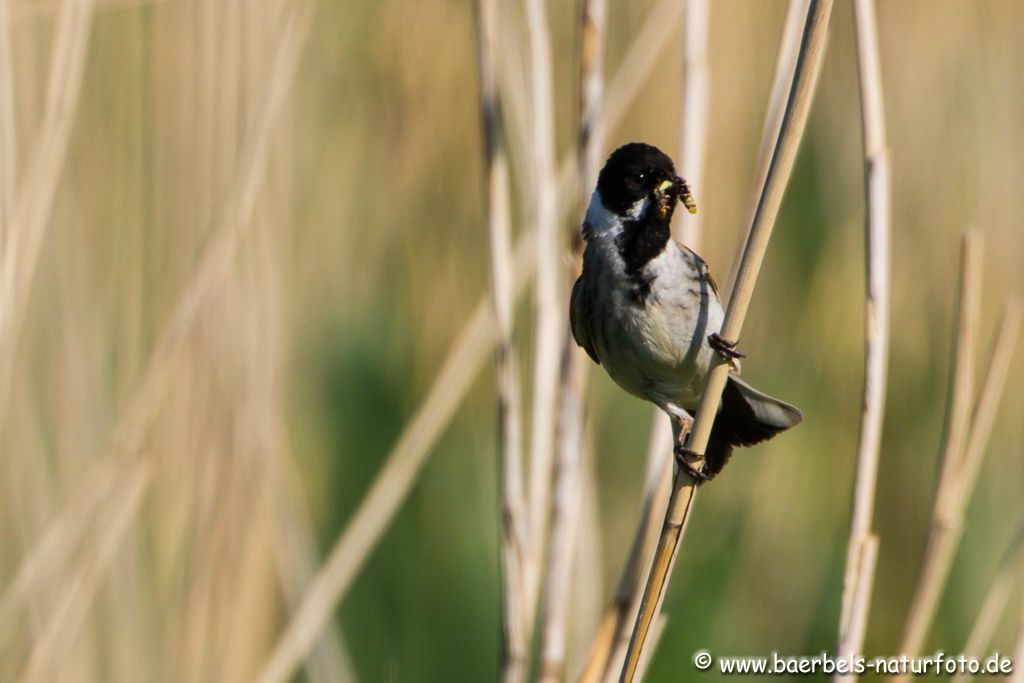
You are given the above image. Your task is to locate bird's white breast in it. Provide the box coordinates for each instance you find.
[578,194,724,410]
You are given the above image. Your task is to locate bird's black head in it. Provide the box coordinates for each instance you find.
[596,142,689,218]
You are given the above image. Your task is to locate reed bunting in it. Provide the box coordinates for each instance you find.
[570,142,802,480]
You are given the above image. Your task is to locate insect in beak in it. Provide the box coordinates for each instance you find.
[653,178,697,216]
[675,176,697,215]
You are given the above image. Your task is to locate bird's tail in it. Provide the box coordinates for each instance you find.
[704,375,802,477]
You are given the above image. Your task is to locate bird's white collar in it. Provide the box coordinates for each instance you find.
[582,190,649,240]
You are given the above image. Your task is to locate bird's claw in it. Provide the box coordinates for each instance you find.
[708,333,745,360]
[673,444,711,484]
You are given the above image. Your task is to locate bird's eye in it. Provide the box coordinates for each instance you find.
[634,172,646,184]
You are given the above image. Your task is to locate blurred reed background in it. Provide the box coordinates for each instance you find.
[1,0,1023,681]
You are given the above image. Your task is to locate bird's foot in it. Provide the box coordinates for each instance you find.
[708,333,745,360]
[673,444,711,484]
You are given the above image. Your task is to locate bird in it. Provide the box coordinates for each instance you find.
[569,142,802,480]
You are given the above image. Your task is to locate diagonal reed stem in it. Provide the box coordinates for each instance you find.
[892,290,1022,682]
[17,462,152,682]
[589,424,671,683]
[894,230,983,665]
[0,0,95,441]
[949,521,1024,683]
[893,237,1022,676]
[0,0,310,654]
[0,0,99,651]
[620,2,835,679]
[580,3,811,679]
[834,0,891,675]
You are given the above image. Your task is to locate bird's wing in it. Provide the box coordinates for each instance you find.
[675,241,739,370]
[676,240,720,298]
[570,276,600,364]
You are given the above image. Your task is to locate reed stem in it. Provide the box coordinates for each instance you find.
[620,2,835,678]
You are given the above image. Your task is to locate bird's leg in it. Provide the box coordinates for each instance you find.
[671,415,710,483]
[708,332,745,360]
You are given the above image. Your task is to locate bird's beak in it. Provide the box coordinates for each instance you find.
[651,179,674,219]
[653,177,697,218]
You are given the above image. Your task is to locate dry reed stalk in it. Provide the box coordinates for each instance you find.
[522,0,563,647]
[575,422,671,683]
[539,346,588,682]
[484,0,680,201]
[580,2,712,679]
[932,231,983,539]
[250,11,694,679]
[0,450,123,653]
[677,0,708,251]
[724,0,810,294]
[494,0,532,193]
[474,0,529,680]
[570,430,606,666]
[949,299,1022,516]
[894,232,990,661]
[0,0,94,436]
[0,0,15,253]
[221,217,292,679]
[581,4,816,677]
[603,0,681,133]
[628,615,666,683]
[594,436,671,683]
[573,5,697,628]
[184,188,296,679]
[267,441,358,683]
[12,0,166,23]
[17,460,153,683]
[196,0,218,221]
[576,0,606,199]
[949,522,1024,683]
[893,294,1022,680]
[187,14,247,673]
[538,1,606,678]
[0,0,99,650]
[239,27,353,679]
[0,0,309,652]
[579,615,618,683]
[558,12,695,672]
[835,0,891,675]
[620,2,835,679]
[754,0,810,203]
[252,238,536,683]
[54,124,133,679]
